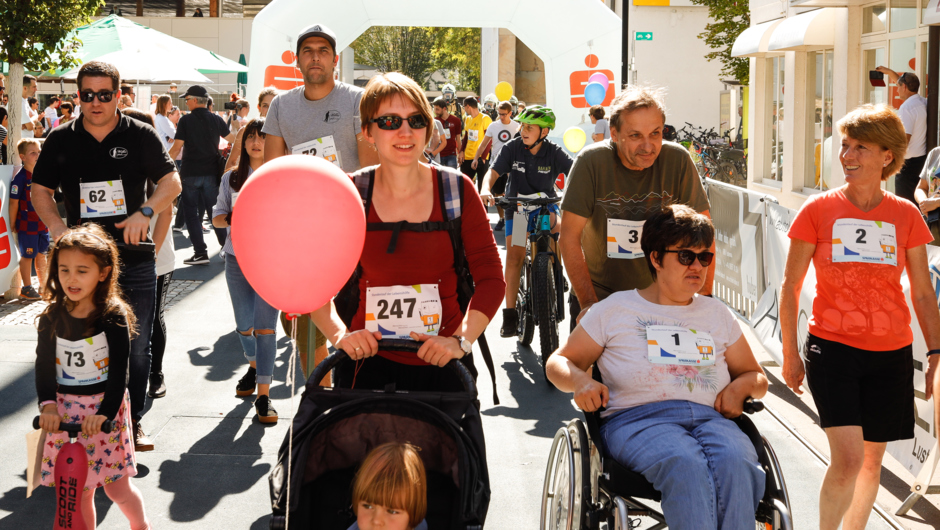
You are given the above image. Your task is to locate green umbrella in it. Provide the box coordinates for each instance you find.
[41,15,248,78]
[237,54,248,85]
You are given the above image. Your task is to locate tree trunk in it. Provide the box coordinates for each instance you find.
[9,62,23,167]
[209,0,219,17]
[176,0,185,17]
[136,0,143,16]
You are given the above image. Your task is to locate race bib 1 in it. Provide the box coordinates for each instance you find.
[365,284,442,339]
[646,325,716,366]
[80,180,127,219]
[444,128,451,140]
[607,219,644,259]
[292,135,342,168]
[468,129,479,143]
[832,218,897,266]
[55,332,109,385]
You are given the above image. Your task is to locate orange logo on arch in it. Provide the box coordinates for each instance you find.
[264,50,304,90]
[570,54,614,108]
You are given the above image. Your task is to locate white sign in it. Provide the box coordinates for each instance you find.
[606,218,644,259]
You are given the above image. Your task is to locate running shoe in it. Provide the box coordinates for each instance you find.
[255,395,278,424]
[172,226,183,233]
[183,254,210,265]
[19,285,41,300]
[500,307,519,338]
[236,366,256,397]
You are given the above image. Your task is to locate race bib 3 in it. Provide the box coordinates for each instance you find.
[607,218,644,259]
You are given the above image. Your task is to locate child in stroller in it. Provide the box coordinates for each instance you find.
[349,442,429,530]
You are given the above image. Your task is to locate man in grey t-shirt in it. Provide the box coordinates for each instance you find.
[262,23,378,172]
[590,105,610,143]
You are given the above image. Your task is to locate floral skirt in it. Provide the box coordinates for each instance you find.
[39,391,137,491]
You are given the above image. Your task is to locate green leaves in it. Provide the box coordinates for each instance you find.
[351,26,481,94]
[687,0,750,84]
[0,0,104,72]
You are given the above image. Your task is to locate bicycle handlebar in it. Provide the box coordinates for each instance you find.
[33,416,114,434]
[501,196,562,206]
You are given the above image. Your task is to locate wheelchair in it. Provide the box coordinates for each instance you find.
[540,369,793,529]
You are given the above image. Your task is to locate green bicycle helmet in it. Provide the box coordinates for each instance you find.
[515,105,556,130]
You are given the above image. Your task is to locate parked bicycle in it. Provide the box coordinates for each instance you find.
[674,122,747,188]
[499,194,566,384]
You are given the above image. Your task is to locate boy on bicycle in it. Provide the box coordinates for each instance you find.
[481,106,573,337]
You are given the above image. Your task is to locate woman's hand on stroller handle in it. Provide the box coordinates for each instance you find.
[336,330,384,360]
[410,331,465,367]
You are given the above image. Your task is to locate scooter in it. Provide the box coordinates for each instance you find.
[32,416,113,530]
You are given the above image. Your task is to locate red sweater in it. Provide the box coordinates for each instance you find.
[351,171,506,365]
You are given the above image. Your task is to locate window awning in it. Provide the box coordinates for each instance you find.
[925,0,940,25]
[731,19,784,58]
[768,8,837,52]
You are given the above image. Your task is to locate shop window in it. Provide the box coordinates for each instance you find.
[890,36,917,108]
[865,47,888,104]
[863,4,887,34]
[764,56,785,183]
[807,50,834,191]
[891,0,917,32]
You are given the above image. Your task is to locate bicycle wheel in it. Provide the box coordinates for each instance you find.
[518,258,535,345]
[535,253,559,385]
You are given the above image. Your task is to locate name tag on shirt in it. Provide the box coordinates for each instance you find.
[607,219,644,259]
[56,332,110,385]
[468,129,479,142]
[444,128,451,140]
[646,325,716,366]
[292,136,342,168]
[365,284,442,339]
[80,180,127,219]
[832,218,897,266]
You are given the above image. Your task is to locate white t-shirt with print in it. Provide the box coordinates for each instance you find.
[484,120,521,162]
[21,98,33,138]
[580,289,742,418]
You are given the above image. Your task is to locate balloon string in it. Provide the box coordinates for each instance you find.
[285,313,299,530]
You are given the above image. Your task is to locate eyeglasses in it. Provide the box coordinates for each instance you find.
[370,115,428,131]
[79,90,118,103]
[662,249,714,267]
[498,112,510,117]
[170,106,179,112]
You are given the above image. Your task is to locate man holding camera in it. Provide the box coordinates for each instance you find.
[169,85,236,265]
[876,66,927,205]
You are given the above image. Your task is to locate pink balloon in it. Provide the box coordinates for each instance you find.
[231,155,366,314]
[588,72,609,87]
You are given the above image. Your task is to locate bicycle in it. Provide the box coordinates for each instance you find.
[500,195,566,384]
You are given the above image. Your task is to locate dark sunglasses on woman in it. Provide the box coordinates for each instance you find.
[662,249,715,267]
[370,115,428,130]
[79,90,118,103]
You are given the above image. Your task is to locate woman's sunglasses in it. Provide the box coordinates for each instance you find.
[370,115,428,130]
[662,249,715,267]
[79,90,118,103]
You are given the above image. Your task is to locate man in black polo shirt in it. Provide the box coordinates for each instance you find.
[31,61,181,452]
[169,85,235,265]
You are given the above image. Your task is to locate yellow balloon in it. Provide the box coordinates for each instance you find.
[563,127,587,153]
[494,81,513,102]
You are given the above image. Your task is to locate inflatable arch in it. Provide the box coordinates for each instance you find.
[246,0,623,134]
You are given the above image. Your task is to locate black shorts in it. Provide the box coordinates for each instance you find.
[491,174,507,196]
[804,334,914,442]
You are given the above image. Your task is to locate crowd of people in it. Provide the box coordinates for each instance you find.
[10,19,940,530]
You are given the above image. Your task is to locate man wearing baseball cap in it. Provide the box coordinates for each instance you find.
[169,85,235,265]
[262,24,378,388]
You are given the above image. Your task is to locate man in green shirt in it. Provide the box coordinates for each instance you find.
[560,86,714,328]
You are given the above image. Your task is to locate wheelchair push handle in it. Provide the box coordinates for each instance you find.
[743,397,765,414]
[310,338,478,395]
[33,416,114,435]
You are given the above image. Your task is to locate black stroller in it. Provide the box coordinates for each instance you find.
[269,340,490,529]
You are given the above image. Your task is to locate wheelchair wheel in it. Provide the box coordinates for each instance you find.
[541,420,592,530]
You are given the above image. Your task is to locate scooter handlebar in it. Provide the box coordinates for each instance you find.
[33,416,114,434]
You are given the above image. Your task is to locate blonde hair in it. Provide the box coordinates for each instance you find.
[352,443,427,528]
[17,138,40,156]
[360,72,434,143]
[609,84,667,133]
[837,104,907,181]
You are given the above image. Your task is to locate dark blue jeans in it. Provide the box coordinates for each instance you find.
[119,259,157,422]
[181,175,226,255]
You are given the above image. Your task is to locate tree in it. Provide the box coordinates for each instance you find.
[687,0,749,84]
[429,27,481,95]
[0,0,103,164]
[351,26,437,88]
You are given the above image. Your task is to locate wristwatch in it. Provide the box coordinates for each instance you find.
[140,206,154,218]
[452,335,472,356]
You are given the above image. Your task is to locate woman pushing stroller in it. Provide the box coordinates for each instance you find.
[311,72,505,391]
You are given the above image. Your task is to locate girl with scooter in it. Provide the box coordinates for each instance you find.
[35,223,151,530]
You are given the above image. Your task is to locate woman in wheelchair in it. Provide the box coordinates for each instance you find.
[547,204,769,530]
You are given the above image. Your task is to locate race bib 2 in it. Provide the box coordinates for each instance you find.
[832,218,897,266]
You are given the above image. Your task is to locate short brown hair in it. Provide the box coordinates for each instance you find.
[498,101,513,112]
[360,72,434,142]
[17,138,39,156]
[899,72,921,93]
[77,61,120,92]
[837,104,907,181]
[640,204,714,280]
[258,86,277,106]
[352,443,427,528]
[590,105,605,120]
[609,85,667,133]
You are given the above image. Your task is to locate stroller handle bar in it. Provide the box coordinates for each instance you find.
[311,339,478,395]
[33,416,114,435]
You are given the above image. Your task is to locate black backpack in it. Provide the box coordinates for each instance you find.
[333,165,500,405]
